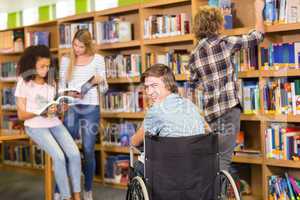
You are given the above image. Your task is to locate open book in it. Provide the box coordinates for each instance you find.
[58,75,97,97]
[34,95,77,116]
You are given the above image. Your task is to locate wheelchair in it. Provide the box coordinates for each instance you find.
[126,133,240,200]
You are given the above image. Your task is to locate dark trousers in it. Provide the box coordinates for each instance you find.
[208,106,241,171]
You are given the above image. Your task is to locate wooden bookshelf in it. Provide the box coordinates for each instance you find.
[107,76,140,84]
[143,34,194,45]
[96,40,141,50]
[232,155,263,165]
[101,112,145,119]
[1,0,300,199]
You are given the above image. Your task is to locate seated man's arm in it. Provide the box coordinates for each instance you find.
[131,123,145,147]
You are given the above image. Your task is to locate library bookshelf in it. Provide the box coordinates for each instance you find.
[0,0,300,199]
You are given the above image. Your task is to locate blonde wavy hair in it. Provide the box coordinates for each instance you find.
[66,29,95,81]
[193,6,224,41]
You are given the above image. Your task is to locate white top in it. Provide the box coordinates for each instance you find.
[59,54,108,105]
[15,78,62,128]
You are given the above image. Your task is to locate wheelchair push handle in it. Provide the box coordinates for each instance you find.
[129,145,142,168]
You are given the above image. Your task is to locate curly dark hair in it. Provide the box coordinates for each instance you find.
[141,64,178,93]
[17,45,55,83]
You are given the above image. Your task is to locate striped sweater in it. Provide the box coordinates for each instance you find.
[59,54,108,105]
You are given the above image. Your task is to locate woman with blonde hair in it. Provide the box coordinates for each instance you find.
[57,29,108,200]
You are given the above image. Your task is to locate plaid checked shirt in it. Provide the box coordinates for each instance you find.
[189,30,264,122]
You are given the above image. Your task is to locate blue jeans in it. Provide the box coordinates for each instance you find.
[60,104,100,192]
[25,124,81,199]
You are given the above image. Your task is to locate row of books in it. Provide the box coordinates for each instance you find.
[101,88,144,113]
[1,114,23,135]
[233,46,259,72]
[103,121,140,146]
[25,31,50,47]
[2,88,16,110]
[104,154,130,185]
[266,123,300,160]
[145,50,190,75]
[0,61,17,81]
[59,22,94,48]
[261,42,300,70]
[263,78,300,115]
[95,19,132,44]
[104,54,141,78]
[269,173,300,200]
[0,30,24,53]
[143,13,191,39]
[2,143,44,168]
[265,0,300,25]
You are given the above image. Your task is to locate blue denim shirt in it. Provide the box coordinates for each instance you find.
[144,93,205,137]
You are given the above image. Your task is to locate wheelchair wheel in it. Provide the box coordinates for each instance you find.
[219,170,241,200]
[126,176,149,200]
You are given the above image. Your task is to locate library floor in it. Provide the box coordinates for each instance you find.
[0,167,126,200]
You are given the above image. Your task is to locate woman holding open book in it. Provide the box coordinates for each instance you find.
[58,29,108,200]
[15,45,81,200]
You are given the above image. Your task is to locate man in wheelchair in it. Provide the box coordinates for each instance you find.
[131,64,207,178]
[128,64,240,200]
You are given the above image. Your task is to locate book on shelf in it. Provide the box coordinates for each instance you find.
[1,114,23,135]
[263,78,300,115]
[233,46,259,72]
[0,30,24,53]
[143,13,191,39]
[95,18,132,44]
[59,22,94,48]
[3,143,31,167]
[0,61,17,80]
[145,49,191,76]
[26,31,50,47]
[241,80,260,114]
[32,145,45,168]
[2,87,16,110]
[103,121,140,146]
[104,154,130,185]
[104,54,141,78]
[269,173,300,200]
[261,42,300,70]
[265,123,300,160]
[101,87,144,112]
[265,0,300,24]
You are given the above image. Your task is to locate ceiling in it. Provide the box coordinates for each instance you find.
[0,0,65,13]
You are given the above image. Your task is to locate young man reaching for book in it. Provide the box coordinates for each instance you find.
[188,0,265,172]
[131,64,208,177]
